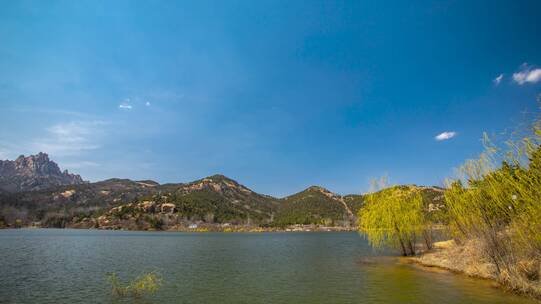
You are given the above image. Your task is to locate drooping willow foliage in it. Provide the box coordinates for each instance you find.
[359,184,429,256]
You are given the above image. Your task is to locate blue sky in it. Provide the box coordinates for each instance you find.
[1,1,541,196]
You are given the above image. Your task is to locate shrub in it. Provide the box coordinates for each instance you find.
[144,216,164,230]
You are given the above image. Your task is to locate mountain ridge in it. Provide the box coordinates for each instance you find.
[0,153,444,231]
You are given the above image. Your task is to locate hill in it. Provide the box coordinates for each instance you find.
[273,186,359,227]
[81,175,281,230]
[0,178,163,227]
[0,152,445,231]
[0,180,445,230]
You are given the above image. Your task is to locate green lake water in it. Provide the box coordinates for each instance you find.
[0,229,536,303]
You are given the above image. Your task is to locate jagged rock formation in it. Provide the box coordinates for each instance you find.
[0,153,85,192]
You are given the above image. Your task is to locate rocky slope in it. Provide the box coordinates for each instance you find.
[0,153,84,192]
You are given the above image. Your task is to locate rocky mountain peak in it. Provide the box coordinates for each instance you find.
[0,152,85,192]
[13,152,61,175]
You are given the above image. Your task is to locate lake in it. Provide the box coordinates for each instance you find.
[0,229,536,304]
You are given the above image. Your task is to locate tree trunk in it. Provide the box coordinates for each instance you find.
[398,237,407,256]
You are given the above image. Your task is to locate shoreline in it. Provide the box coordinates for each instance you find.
[407,240,496,280]
[0,225,358,233]
[405,240,541,301]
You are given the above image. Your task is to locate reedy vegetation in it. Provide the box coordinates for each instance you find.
[108,272,163,298]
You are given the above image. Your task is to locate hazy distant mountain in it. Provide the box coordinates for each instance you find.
[0,153,85,192]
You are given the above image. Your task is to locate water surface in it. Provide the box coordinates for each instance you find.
[0,229,535,303]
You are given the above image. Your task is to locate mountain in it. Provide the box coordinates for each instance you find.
[0,178,446,230]
[272,185,445,228]
[0,178,163,227]
[273,186,361,227]
[0,153,445,230]
[167,174,280,222]
[0,173,282,229]
[0,153,84,192]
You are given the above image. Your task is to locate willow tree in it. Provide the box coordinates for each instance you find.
[358,186,427,256]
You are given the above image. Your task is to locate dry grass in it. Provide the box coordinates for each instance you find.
[412,239,497,280]
[499,260,541,298]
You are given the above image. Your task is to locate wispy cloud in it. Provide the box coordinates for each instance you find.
[512,64,541,85]
[32,121,106,156]
[435,131,457,141]
[145,101,151,106]
[62,161,100,169]
[493,74,504,85]
[119,103,132,110]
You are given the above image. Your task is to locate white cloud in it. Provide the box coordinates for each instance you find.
[119,102,132,110]
[493,74,504,85]
[435,131,457,141]
[32,121,106,156]
[145,101,151,106]
[512,65,541,85]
